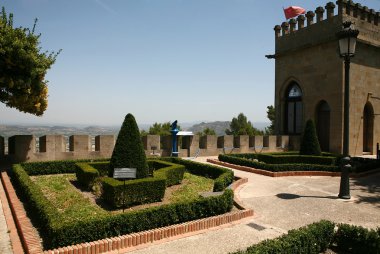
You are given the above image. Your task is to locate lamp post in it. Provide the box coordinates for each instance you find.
[336,21,359,199]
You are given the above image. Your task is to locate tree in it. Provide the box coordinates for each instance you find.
[0,7,60,116]
[148,122,181,136]
[225,113,263,136]
[197,127,216,136]
[265,105,276,135]
[109,114,148,178]
[299,119,322,156]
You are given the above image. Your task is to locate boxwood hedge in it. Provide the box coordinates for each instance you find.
[10,159,233,249]
[219,154,340,172]
[101,176,166,208]
[228,153,338,166]
[160,157,234,191]
[233,220,380,254]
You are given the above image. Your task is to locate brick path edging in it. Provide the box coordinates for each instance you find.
[1,171,253,254]
[1,171,43,254]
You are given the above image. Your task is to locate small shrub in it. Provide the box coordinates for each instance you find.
[232,220,335,254]
[334,223,380,253]
[300,119,322,156]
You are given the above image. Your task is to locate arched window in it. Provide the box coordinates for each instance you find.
[285,83,303,134]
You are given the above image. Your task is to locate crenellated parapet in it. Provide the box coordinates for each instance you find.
[274,1,380,54]
[0,134,301,163]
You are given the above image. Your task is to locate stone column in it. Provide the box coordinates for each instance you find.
[360,6,368,20]
[315,7,325,22]
[336,0,348,16]
[306,11,315,26]
[375,12,380,26]
[289,19,297,33]
[274,25,281,38]
[368,9,376,24]
[297,15,305,30]
[281,22,289,36]
[325,2,335,19]
[353,3,362,18]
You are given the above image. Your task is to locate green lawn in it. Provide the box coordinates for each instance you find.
[31,174,107,223]
[169,172,214,203]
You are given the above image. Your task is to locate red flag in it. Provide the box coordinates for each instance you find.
[283,6,306,19]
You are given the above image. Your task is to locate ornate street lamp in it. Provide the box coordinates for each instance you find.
[336,21,359,199]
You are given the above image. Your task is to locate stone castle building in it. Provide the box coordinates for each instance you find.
[273,0,380,155]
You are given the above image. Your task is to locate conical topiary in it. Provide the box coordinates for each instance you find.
[299,119,322,156]
[109,113,148,178]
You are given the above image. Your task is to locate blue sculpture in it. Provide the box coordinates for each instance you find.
[170,120,179,157]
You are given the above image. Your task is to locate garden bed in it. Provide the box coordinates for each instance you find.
[9,158,236,249]
[218,152,380,174]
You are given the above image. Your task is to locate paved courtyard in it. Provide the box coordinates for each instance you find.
[125,156,380,254]
[0,157,379,254]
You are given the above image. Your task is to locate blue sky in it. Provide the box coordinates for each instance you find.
[1,0,379,126]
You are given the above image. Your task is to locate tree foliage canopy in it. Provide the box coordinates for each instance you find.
[0,7,60,116]
[265,105,276,135]
[144,122,181,136]
[197,127,216,136]
[225,113,263,136]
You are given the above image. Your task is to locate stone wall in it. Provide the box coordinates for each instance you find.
[274,0,380,155]
[1,134,300,163]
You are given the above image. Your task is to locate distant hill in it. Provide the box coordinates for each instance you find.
[187,121,269,136]
[0,121,270,140]
[187,121,230,136]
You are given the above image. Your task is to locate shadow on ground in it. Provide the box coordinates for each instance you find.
[351,172,380,208]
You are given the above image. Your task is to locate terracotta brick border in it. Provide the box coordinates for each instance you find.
[1,171,43,254]
[1,171,253,254]
[208,159,380,178]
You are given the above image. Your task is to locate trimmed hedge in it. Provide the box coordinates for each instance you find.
[219,154,340,172]
[75,163,99,189]
[352,157,380,174]
[233,220,335,254]
[10,160,233,249]
[89,161,109,176]
[101,176,166,208]
[160,157,234,191]
[20,158,108,175]
[334,223,380,253]
[300,119,322,156]
[110,113,148,178]
[233,221,380,254]
[150,160,185,186]
[229,153,337,166]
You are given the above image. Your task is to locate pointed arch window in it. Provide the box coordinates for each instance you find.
[285,83,303,134]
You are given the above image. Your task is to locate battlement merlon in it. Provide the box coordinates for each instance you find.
[274,1,380,55]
